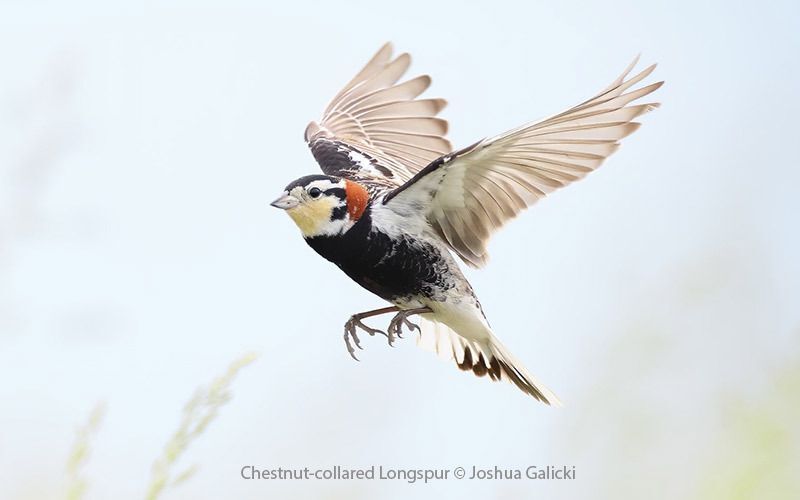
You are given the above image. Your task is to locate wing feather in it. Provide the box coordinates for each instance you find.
[384,58,663,267]
[305,43,451,185]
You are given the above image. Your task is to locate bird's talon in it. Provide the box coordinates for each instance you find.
[343,321,364,361]
[343,307,430,356]
[385,310,423,344]
[403,317,421,333]
[344,331,360,361]
[344,314,392,358]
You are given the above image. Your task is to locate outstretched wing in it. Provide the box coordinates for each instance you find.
[383,57,663,268]
[305,43,452,186]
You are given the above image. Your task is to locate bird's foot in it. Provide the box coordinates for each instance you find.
[343,315,387,361]
[386,309,425,346]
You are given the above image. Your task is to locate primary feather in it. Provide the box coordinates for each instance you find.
[384,57,663,267]
[305,42,452,183]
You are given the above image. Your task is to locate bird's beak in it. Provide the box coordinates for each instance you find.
[270,192,299,210]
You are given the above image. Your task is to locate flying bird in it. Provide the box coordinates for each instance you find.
[271,43,662,405]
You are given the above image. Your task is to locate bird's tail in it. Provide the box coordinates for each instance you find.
[416,317,562,406]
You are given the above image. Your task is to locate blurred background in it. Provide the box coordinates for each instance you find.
[1,1,798,499]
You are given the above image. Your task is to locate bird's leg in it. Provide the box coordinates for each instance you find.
[343,306,399,361]
[386,307,432,346]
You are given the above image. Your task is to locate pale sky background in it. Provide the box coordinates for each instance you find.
[1,1,799,499]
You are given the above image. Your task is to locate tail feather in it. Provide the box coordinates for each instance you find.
[416,317,561,406]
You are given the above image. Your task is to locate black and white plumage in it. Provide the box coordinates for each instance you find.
[271,43,662,405]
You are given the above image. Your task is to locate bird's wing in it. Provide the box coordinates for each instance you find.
[305,43,452,186]
[383,58,663,268]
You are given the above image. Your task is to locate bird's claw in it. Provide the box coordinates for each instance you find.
[343,315,387,361]
[403,317,421,333]
[386,311,422,346]
[343,322,361,361]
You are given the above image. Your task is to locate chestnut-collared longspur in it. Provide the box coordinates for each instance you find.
[271,43,662,405]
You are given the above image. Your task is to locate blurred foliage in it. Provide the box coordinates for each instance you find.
[698,349,800,500]
[145,353,258,500]
[52,354,256,500]
[64,403,105,500]
[561,244,799,500]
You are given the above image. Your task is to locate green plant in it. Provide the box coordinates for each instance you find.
[145,353,258,500]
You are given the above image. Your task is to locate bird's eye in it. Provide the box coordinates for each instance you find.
[308,187,322,198]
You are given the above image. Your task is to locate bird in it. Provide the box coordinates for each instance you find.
[271,43,662,406]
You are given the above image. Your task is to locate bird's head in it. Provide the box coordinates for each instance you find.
[271,174,370,238]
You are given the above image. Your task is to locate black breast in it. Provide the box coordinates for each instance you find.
[304,208,452,302]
